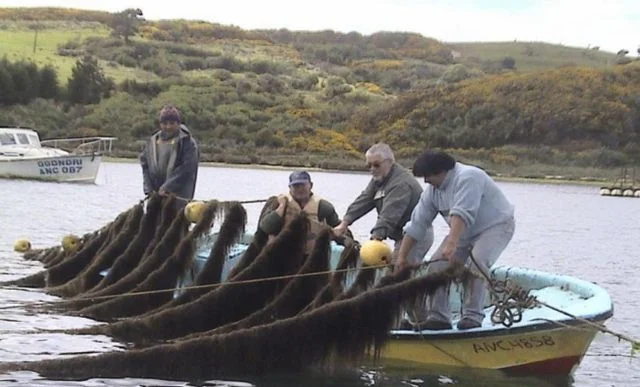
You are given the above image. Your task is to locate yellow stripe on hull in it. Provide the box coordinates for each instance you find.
[381,324,598,371]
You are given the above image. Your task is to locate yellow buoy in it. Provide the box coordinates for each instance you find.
[184,201,208,223]
[61,234,80,253]
[359,240,393,266]
[13,239,31,253]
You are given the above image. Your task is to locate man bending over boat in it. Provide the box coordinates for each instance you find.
[332,143,434,325]
[259,171,341,252]
[140,105,199,202]
[397,150,515,331]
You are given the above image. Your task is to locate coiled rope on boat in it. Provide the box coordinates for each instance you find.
[467,251,640,355]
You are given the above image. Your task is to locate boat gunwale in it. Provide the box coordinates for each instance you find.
[389,310,612,340]
[0,154,104,162]
[194,237,614,342]
[389,264,614,339]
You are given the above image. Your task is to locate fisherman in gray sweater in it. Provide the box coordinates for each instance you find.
[140,105,199,202]
[397,150,515,331]
[333,143,434,323]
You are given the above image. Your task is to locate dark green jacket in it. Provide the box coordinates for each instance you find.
[343,163,423,241]
[259,195,340,235]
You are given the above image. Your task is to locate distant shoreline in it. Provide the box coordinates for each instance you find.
[103,156,608,187]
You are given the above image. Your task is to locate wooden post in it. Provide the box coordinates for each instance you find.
[33,28,38,54]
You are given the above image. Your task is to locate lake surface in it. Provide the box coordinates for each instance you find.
[0,162,638,386]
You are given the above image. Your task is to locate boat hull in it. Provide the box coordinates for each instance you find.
[382,320,602,376]
[0,154,102,183]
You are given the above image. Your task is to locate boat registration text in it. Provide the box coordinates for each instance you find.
[472,335,556,353]
[38,158,84,175]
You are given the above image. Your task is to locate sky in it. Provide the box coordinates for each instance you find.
[1,0,638,54]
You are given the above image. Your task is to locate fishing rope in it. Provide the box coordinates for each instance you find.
[0,260,457,336]
[0,258,450,314]
[467,251,640,352]
[169,193,268,205]
[0,262,393,312]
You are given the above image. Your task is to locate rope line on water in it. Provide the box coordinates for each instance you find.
[0,261,395,311]
[0,258,452,312]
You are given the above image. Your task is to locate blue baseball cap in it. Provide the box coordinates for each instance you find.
[289,171,311,186]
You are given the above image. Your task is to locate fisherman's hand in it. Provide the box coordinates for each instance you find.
[276,194,288,208]
[332,220,348,237]
[443,238,458,263]
[394,257,412,272]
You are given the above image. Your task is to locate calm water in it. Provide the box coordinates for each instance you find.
[0,162,638,387]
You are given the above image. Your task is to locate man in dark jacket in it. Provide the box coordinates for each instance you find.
[333,143,434,326]
[333,143,433,255]
[140,105,199,201]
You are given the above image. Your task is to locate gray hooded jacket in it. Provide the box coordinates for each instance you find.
[140,124,199,200]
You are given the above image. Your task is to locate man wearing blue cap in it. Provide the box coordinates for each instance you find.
[259,171,341,250]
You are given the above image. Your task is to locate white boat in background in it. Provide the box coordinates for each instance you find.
[0,127,116,183]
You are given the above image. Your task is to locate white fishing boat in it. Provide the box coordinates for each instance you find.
[0,127,116,183]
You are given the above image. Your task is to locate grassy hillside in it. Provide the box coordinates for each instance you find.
[0,17,624,85]
[0,20,157,83]
[449,41,619,72]
[0,7,638,182]
[348,62,640,172]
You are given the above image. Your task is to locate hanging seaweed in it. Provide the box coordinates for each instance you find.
[42,242,75,268]
[45,203,144,289]
[329,238,361,292]
[219,197,278,281]
[89,193,165,288]
[37,207,132,291]
[75,201,220,321]
[16,207,119,266]
[0,247,62,287]
[304,239,361,311]
[81,194,163,293]
[191,228,333,338]
[258,196,279,223]
[90,194,179,293]
[74,213,309,344]
[38,248,61,265]
[49,195,164,298]
[57,208,190,313]
[0,266,460,381]
[173,201,247,304]
[225,229,268,280]
[335,265,378,300]
[22,247,50,261]
[0,218,122,289]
